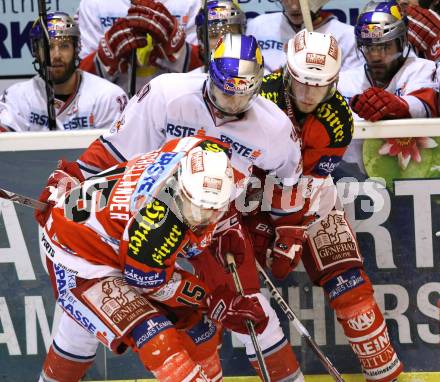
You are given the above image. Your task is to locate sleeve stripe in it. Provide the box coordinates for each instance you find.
[77,160,101,175]
[99,136,127,162]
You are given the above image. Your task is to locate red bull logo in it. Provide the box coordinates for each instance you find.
[48,18,67,32]
[360,24,384,39]
[224,77,250,93]
[210,7,230,20]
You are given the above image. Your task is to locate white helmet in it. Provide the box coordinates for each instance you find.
[284,29,341,112]
[286,29,341,86]
[175,146,234,227]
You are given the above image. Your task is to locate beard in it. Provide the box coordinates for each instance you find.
[50,59,77,85]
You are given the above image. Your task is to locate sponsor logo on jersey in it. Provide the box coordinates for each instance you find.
[99,16,119,28]
[324,269,366,301]
[166,122,197,137]
[198,140,230,156]
[133,316,173,349]
[257,39,284,51]
[40,232,55,258]
[315,92,353,147]
[219,134,262,161]
[187,318,217,345]
[82,277,157,338]
[348,309,376,331]
[53,264,98,335]
[28,112,95,130]
[124,265,166,288]
[131,152,180,211]
[127,199,187,268]
[314,155,342,176]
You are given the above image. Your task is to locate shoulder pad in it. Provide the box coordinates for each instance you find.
[260,71,285,109]
[314,90,354,148]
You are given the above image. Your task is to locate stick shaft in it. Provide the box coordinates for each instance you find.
[0,188,47,210]
[299,0,314,31]
[128,50,137,98]
[256,262,345,382]
[37,0,57,130]
[226,253,271,382]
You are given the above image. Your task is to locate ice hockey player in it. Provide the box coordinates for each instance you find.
[338,0,438,172]
[77,0,202,91]
[258,29,404,382]
[398,0,440,62]
[0,12,127,132]
[246,0,362,73]
[38,136,269,382]
[36,34,310,381]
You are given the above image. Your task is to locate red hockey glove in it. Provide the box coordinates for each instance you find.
[213,225,247,271]
[243,213,274,269]
[270,226,306,280]
[96,18,148,76]
[207,285,269,334]
[128,0,186,64]
[35,160,84,227]
[407,5,440,61]
[350,87,410,122]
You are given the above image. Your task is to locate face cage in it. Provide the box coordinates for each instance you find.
[175,189,227,227]
[283,67,337,109]
[197,22,244,51]
[357,35,409,64]
[207,77,259,116]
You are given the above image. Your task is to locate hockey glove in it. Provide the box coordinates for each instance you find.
[35,160,84,227]
[213,225,247,271]
[207,285,269,334]
[350,87,410,122]
[243,213,274,269]
[407,5,440,61]
[270,226,307,280]
[128,0,186,64]
[96,18,148,76]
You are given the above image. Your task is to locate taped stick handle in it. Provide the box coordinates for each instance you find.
[226,253,271,382]
[256,262,345,382]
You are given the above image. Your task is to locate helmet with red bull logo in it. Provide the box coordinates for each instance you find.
[207,33,264,115]
[355,1,408,50]
[29,12,81,80]
[30,12,80,59]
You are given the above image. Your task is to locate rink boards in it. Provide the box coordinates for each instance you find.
[0,128,439,381]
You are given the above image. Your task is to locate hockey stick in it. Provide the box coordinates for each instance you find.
[202,0,210,72]
[38,0,57,130]
[128,50,137,98]
[0,188,47,210]
[299,0,314,31]
[256,262,345,382]
[226,253,271,382]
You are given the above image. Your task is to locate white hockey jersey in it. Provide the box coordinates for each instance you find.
[0,71,127,132]
[76,0,200,89]
[78,73,303,215]
[246,12,362,74]
[338,52,438,171]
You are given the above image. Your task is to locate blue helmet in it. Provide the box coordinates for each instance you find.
[29,12,80,59]
[355,1,407,49]
[207,33,264,115]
